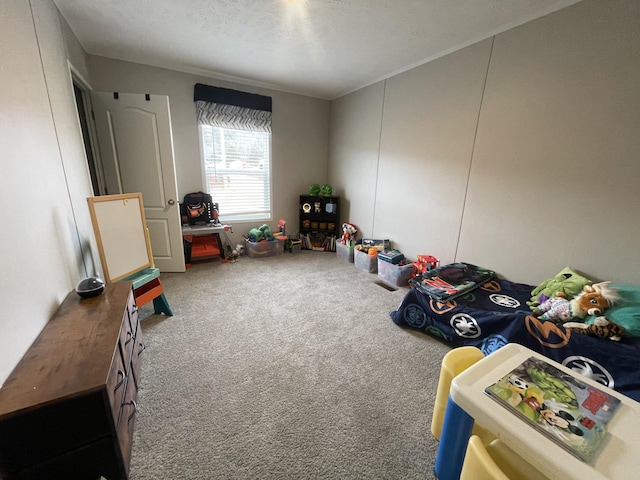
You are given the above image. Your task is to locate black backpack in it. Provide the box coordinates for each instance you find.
[180,191,219,225]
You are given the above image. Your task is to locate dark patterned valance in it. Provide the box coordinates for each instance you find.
[195,101,271,132]
[194,83,271,111]
[194,84,272,132]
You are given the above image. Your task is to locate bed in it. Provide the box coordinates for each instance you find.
[390,265,640,402]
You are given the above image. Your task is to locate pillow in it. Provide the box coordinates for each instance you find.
[585,283,640,338]
[527,266,592,308]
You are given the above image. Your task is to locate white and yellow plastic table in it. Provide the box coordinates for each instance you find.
[435,343,640,480]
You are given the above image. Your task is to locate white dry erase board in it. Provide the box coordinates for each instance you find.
[87,193,152,283]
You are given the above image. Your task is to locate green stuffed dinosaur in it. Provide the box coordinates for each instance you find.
[527,266,592,309]
[258,224,274,241]
[248,224,274,242]
[248,228,264,243]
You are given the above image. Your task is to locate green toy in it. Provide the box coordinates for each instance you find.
[248,224,274,243]
[309,183,321,195]
[528,266,592,309]
[248,228,264,243]
[258,224,274,241]
[321,184,332,196]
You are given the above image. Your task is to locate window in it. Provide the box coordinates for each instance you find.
[199,125,271,222]
[194,83,273,222]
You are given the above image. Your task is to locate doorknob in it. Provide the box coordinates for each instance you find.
[167,199,176,206]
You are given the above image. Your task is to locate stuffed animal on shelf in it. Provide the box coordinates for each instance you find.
[532,281,620,326]
[564,316,625,341]
[341,222,357,245]
[321,184,332,196]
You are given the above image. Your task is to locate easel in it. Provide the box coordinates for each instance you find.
[87,193,173,316]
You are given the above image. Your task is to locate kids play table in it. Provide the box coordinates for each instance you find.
[435,343,640,480]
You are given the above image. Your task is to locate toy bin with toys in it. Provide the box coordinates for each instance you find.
[354,247,378,273]
[378,258,414,287]
[244,238,284,258]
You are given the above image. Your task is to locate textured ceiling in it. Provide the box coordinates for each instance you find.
[53,0,583,99]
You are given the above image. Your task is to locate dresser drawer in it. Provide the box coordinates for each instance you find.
[0,391,111,475]
[9,436,121,480]
[117,374,138,475]
[119,307,136,366]
[106,341,128,426]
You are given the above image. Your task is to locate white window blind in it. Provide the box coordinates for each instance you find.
[199,125,271,222]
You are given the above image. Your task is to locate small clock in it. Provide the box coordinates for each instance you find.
[302,202,311,213]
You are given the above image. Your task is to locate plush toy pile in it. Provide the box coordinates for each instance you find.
[531,281,623,341]
[527,266,592,308]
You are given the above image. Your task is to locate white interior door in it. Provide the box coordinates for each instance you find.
[91,92,185,272]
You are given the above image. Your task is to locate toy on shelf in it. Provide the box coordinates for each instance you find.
[321,184,332,196]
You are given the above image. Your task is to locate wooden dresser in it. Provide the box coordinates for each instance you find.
[0,282,144,480]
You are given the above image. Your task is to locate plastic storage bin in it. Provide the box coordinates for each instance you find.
[354,248,378,273]
[336,242,354,263]
[244,238,284,258]
[378,260,413,286]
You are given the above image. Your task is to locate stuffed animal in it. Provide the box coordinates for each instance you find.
[259,224,274,241]
[225,244,240,262]
[564,316,625,341]
[532,282,620,326]
[321,184,332,196]
[247,224,274,242]
[248,228,264,242]
[527,267,592,309]
[341,222,357,245]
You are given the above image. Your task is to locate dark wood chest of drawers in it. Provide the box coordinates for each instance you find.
[0,282,144,480]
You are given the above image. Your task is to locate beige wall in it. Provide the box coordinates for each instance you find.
[2,0,638,388]
[330,0,640,285]
[86,57,331,246]
[0,0,98,385]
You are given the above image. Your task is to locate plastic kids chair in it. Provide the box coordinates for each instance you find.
[431,346,494,444]
[460,435,548,480]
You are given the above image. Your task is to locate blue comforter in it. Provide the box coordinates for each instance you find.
[390,278,640,402]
